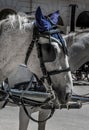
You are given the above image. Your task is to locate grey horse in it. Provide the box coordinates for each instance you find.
[0,14,73,130]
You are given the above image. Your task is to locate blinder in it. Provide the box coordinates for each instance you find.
[40,43,56,62]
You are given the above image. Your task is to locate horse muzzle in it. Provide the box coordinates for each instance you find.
[57,89,72,104]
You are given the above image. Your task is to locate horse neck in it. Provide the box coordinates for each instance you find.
[27,44,43,79]
[63,32,76,49]
[68,33,89,71]
[0,28,33,81]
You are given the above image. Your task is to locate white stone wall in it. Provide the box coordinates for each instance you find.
[0,0,31,12]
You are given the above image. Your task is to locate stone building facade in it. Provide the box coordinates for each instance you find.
[0,0,89,33]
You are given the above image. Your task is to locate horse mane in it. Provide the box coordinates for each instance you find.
[0,13,34,30]
[63,32,76,47]
[63,28,89,48]
[75,28,89,36]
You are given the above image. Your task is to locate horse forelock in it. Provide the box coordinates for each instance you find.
[6,14,34,30]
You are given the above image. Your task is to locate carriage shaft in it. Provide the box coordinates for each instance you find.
[71,95,89,102]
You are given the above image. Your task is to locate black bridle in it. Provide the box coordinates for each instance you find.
[25,26,70,87]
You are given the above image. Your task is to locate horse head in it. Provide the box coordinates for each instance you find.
[35,34,73,104]
[28,6,73,104]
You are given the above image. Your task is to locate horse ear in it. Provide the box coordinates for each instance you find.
[48,10,60,25]
[35,6,43,21]
[35,6,51,32]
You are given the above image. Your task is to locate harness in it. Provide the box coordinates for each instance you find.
[0,26,71,123]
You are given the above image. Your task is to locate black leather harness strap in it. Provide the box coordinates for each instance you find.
[48,67,70,76]
[21,98,55,123]
[25,38,35,65]
[25,26,39,65]
[36,42,52,86]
